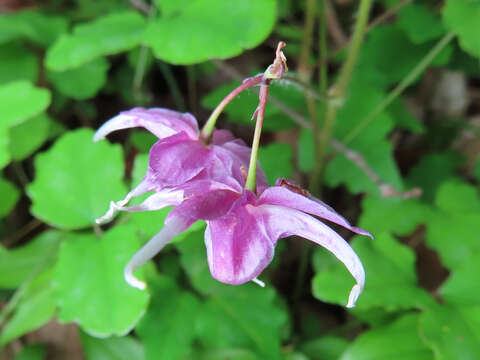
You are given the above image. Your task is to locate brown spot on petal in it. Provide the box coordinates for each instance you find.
[278,178,310,197]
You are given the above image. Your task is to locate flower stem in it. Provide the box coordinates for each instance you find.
[245,83,270,192]
[310,0,328,194]
[201,74,263,140]
[311,0,372,191]
[342,31,455,144]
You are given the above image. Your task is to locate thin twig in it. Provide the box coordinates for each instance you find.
[366,0,412,31]
[212,60,420,199]
[313,0,412,69]
[2,219,43,248]
[130,0,150,14]
[343,32,455,144]
[325,0,347,47]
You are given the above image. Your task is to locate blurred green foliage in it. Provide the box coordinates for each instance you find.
[1,0,480,359]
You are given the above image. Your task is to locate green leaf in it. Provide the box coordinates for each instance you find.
[13,344,46,360]
[325,83,403,195]
[129,132,157,153]
[135,276,200,360]
[0,269,56,345]
[300,337,349,360]
[196,284,287,360]
[396,3,445,44]
[176,230,225,296]
[0,81,51,128]
[426,212,480,271]
[80,332,145,360]
[426,180,480,270]
[0,231,63,289]
[202,80,304,131]
[27,129,127,229]
[387,98,424,133]
[0,42,38,85]
[312,233,434,309]
[145,0,276,64]
[47,57,110,100]
[0,176,19,218]
[443,0,480,58]
[440,253,480,306]
[187,348,258,360]
[8,113,52,161]
[420,303,480,360]
[359,196,433,236]
[0,11,68,47]
[0,81,50,168]
[54,225,149,336]
[354,24,453,88]
[341,314,434,360]
[259,142,293,185]
[434,179,480,213]
[406,152,462,202]
[46,12,146,71]
[72,0,130,20]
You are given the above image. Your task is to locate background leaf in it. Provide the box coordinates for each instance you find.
[341,314,434,360]
[47,57,110,100]
[54,225,149,336]
[0,176,19,219]
[259,142,293,185]
[196,284,287,360]
[312,233,434,309]
[28,129,127,229]
[145,0,276,64]
[0,42,38,85]
[0,269,56,345]
[443,0,480,58]
[0,231,62,289]
[46,12,146,71]
[420,304,480,360]
[135,276,200,360]
[80,332,145,360]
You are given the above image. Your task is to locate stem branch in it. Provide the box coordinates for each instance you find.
[201,74,263,140]
[343,31,455,144]
[312,0,372,190]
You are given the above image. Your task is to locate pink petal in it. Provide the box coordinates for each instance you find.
[259,185,373,239]
[211,129,235,145]
[205,202,275,285]
[147,133,213,187]
[119,188,184,212]
[257,204,365,307]
[93,107,199,142]
[124,215,190,289]
[168,186,240,224]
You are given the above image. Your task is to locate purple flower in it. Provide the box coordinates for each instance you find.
[125,178,372,308]
[93,107,267,223]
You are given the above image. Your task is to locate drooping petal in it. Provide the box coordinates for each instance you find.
[147,133,214,187]
[93,107,199,142]
[257,204,365,307]
[124,215,190,290]
[259,185,373,239]
[204,199,275,285]
[95,180,152,224]
[118,188,184,212]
